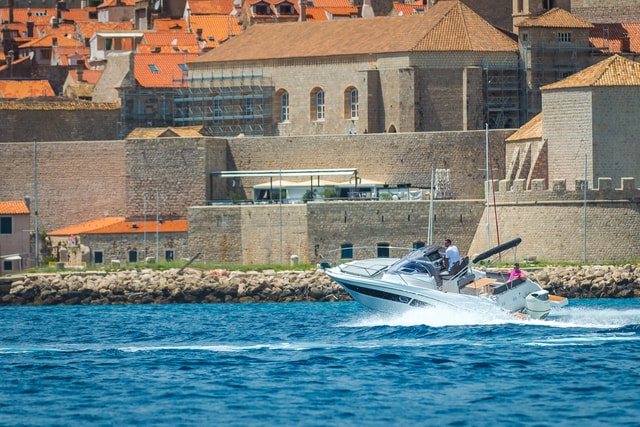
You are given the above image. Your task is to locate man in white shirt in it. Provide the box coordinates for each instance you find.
[444,238,461,272]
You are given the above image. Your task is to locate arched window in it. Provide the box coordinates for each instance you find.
[311,88,325,121]
[281,91,289,121]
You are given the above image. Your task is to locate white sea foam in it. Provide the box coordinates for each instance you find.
[344,304,640,329]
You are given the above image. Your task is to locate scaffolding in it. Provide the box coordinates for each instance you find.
[174,71,272,137]
[520,35,600,121]
[118,70,273,138]
[484,58,522,129]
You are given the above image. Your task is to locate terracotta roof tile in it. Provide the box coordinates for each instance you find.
[69,69,103,84]
[125,125,209,138]
[0,8,57,25]
[189,14,243,46]
[304,6,328,21]
[506,113,542,141]
[541,54,640,90]
[0,80,55,99]
[590,23,640,54]
[188,0,236,15]
[516,7,593,29]
[19,33,83,48]
[61,8,92,22]
[142,32,200,47]
[98,0,137,8]
[191,1,516,64]
[49,217,188,235]
[153,18,189,31]
[135,52,200,87]
[76,21,134,40]
[308,0,352,7]
[321,6,359,18]
[393,2,427,16]
[0,200,30,215]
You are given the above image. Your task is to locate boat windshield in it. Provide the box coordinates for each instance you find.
[386,245,444,275]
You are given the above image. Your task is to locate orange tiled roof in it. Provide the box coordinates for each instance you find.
[142,32,200,47]
[516,7,593,29]
[97,0,137,8]
[135,52,200,87]
[61,8,92,22]
[190,14,242,47]
[126,125,208,138]
[76,21,134,40]
[138,45,201,53]
[48,217,188,235]
[0,201,30,215]
[542,54,640,90]
[308,0,352,7]
[590,23,640,54]
[506,113,542,141]
[0,80,55,99]
[322,6,359,18]
[188,0,236,15]
[0,8,57,25]
[304,6,328,21]
[69,68,103,84]
[153,18,189,31]
[393,2,427,16]
[191,0,516,64]
[19,34,83,48]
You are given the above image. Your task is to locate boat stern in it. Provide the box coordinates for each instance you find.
[524,289,551,319]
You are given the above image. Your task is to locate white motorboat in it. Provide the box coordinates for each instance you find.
[323,238,568,320]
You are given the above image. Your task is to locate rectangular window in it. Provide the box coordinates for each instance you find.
[281,92,289,121]
[255,4,269,14]
[341,244,353,259]
[213,99,222,122]
[558,32,571,42]
[165,250,175,261]
[0,217,12,234]
[3,260,12,271]
[128,250,138,263]
[316,91,325,120]
[94,251,104,264]
[377,243,390,258]
[350,89,358,119]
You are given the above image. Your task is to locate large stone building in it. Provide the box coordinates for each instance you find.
[187,1,522,135]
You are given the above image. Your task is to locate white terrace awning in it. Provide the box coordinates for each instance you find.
[210,168,358,178]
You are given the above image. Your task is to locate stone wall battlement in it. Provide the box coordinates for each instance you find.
[493,177,640,203]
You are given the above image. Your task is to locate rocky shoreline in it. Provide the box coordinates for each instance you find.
[1,264,640,306]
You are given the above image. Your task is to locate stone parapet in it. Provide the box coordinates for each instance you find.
[493,177,640,203]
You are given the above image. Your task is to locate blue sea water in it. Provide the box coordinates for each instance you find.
[1,299,639,427]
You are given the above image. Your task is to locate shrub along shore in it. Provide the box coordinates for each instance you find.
[1,264,640,306]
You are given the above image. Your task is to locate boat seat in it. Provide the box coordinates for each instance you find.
[447,256,469,277]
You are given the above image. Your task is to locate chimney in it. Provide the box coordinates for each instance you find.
[8,0,14,23]
[77,65,84,82]
[298,0,307,22]
[196,28,203,41]
[27,21,34,38]
[56,0,66,23]
[52,37,58,47]
[621,34,630,53]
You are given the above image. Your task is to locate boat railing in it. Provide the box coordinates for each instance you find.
[320,246,414,267]
[338,262,393,278]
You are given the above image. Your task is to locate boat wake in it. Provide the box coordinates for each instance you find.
[345,304,640,330]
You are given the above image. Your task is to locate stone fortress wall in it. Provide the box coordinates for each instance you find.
[466,176,640,263]
[2,133,640,264]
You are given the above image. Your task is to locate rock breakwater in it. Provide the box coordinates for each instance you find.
[1,265,639,306]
